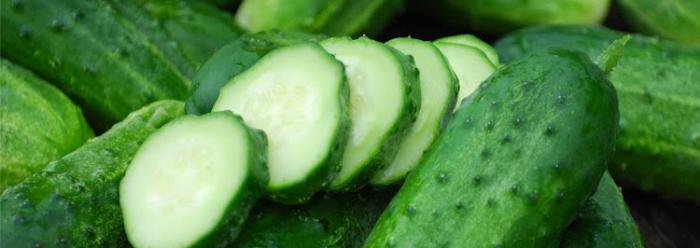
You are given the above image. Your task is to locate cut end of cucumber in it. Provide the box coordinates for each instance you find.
[434,42,497,111]
[435,34,500,66]
[120,112,251,248]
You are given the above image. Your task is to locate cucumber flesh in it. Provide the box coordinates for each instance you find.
[434,42,497,111]
[321,37,414,190]
[435,34,500,66]
[371,38,458,185]
[213,42,348,202]
[120,112,267,248]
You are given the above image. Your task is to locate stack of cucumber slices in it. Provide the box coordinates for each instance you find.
[118,33,497,247]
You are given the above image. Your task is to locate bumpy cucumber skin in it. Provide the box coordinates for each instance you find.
[0,100,183,247]
[235,189,394,248]
[235,0,403,37]
[365,50,619,247]
[323,37,420,191]
[185,31,323,115]
[618,0,700,46]
[0,0,191,130]
[561,172,644,248]
[0,59,93,191]
[495,26,700,202]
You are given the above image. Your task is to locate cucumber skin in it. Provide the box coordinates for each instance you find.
[185,31,323,115]
[0,100,184,247]
[495,26,700,202]
[365,50,618,247]
[618,0,700,46]
[0,59,93,191]
[235,189,394,248]
[561,172,644,248]
[0,0,191,130]
[235,0,403,37]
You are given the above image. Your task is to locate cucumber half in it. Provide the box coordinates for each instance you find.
[120,111,267,248]
[434,42,497,111]
[435,34,501,66]
[213,42,349,202]
[371,38,459,185]
[321,37,419,191]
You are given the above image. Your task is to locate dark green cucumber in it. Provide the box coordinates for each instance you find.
[235,0,404,36]
[0,59,93,191]
[185,31,323,115]
[364,50,619,247]
[120,111,267,247]
[618,0,700,46]
[495,26,700,202]
[0,0,191,130]
[236,189,394,248]
[0,100,183,247]
[561,172,644,248]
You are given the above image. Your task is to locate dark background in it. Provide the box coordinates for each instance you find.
[376,2,700,248]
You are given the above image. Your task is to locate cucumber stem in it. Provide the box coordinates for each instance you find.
[596,35,631,74]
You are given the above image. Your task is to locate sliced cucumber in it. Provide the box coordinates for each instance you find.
[120,111,267,248]
[213,42,349,203]
[321,37,419,191]
[434,42,497,111]
[370,38,459,185]
[435,34,500,66]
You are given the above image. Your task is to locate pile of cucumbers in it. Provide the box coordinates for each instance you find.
[1,0,699,247]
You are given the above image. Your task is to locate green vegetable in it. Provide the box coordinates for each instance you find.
[120,111,267,248]
[321,37,420,191]
[0,100,184,247]
[435,34,500,66]
[495,26,700,202]
[364,50,619,247]
[213,42,349,203]
[413,0,610,34]
[434,42,496,111]
[0,0,191,130]
[371,38,458,185]
[235,0,404,36]
[0,59,93,191]
[235,189,394,248]
[185,31,322,115]
[561,172,644,248]
[618,0,700,45]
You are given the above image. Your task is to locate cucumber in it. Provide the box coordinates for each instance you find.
[364,50,619,247]
[0,0,191,130]
[0,100,183,247]
[186,31,323,115]
[495,26,700,202]
[370,38,458,185]
[213,42,349,203]
[618,0,700,45]
[0,59,93,191]
[435,34,500,66]
[434,42,497,111]
[320,37,419,191]
[235,189,394,248]
[561,172,644,248]
[120,111,267,248]
[235,0,404,36]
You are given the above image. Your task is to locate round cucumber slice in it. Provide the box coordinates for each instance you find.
[321,37,418,190]
[435,34,501,66]
[371,38,459,185]
[120,112,267,248]
[213,42,349,202]
[434,42,497,111]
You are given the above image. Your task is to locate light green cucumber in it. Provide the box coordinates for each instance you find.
[434,42,497,111]
[618,0,700,45]
[435,34,500,66]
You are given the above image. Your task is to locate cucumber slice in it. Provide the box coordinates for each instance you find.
[434,42,497,111]
[321,37,419,191]
[120,111,267,248]
[435,34,501,66]
[371,38,459,185]
[213,42,349,203]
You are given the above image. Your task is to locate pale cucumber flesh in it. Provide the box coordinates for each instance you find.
[371,38,458,185]
[435,42,497,111]
[120,113,250,248]
[435,34,501,66]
